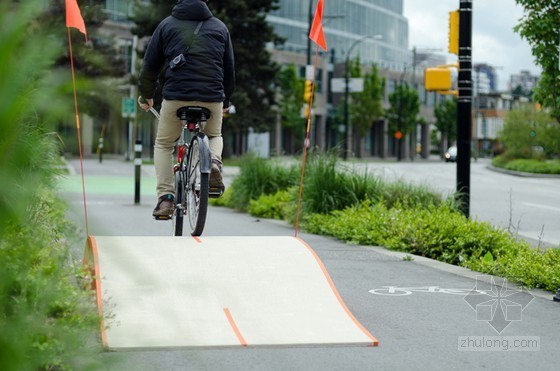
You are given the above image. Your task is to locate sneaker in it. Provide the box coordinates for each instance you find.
[209,160,225,193]
[153,194,174,218]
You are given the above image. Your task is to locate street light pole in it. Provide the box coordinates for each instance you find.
[307,0,313,65]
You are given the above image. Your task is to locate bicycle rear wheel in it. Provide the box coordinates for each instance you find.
[186,136,209,236]
[172,169,185,236]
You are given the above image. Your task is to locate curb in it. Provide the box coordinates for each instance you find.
[487,164,560,179]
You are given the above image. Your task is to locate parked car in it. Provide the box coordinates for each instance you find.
[444,146,457,162]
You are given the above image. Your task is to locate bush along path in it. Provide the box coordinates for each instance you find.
[0,2,102,369]
[213,153,560,293]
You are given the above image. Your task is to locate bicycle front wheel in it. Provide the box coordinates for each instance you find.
[186,136,210,236]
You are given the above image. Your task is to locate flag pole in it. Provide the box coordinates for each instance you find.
[294,0,327,237]
[67,28,90,237]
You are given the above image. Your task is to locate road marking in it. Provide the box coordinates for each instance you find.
[369,286,491,296]
[521,202,560,213]
[224,308,247,347]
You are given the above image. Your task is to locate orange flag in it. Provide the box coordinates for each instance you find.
[66,0,87,39]
[309,0,327,51]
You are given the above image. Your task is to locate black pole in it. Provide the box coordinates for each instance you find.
[554,289,560,302]
[307,0,313,65]
[98,137,104,163]
[134,139,141,205]
[456,0,472,217]
[343,54,350,160]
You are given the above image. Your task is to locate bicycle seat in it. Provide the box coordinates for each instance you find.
[176,106,211,122]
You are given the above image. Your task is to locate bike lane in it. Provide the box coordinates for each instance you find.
[59,157,560,371]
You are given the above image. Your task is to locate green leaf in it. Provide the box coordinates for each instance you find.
[483,251,494,263]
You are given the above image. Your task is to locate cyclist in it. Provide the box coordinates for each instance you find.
[138,0,235,218]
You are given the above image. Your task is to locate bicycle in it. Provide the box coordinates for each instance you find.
[144,101,223,236]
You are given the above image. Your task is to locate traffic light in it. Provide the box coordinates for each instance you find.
[424,67,452,91]
[448,10,459,55]
[303,79,313,102]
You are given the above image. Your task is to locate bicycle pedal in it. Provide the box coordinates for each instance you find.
[153,215,172,221]
[209,188,224,198]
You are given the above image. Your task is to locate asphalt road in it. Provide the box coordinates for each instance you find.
[59,157,559,371]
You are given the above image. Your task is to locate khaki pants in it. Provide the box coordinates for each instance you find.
[154,99,223,197]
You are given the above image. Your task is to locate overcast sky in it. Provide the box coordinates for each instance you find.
[403,0,540,90]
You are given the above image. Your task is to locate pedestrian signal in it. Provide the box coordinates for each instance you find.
[424,67,452,91]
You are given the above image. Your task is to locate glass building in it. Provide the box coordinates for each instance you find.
[268,0,410,70]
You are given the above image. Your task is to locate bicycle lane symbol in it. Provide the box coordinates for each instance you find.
[368,286,492,296]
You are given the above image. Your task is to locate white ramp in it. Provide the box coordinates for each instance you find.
[84,236,378,350]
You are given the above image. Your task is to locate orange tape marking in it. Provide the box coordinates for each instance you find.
[295,237,379,346]
[224,308,247,347]
[84,236,108,349]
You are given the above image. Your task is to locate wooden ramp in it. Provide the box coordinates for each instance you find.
[84,236,378,350]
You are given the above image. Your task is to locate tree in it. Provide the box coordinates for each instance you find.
[276,64,305,153]
[514,0,560,122]
[348,57,385,158]
[38,0,128,154]
[500,105,560,158]
[131,0,284,156]
[40,0,127,80]
[131,0,173,38]
[385,83,420,160]
[434,98,457,153]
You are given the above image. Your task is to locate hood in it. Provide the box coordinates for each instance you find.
[172,0,213,21]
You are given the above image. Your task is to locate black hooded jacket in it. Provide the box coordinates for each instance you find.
[138,0,235,106]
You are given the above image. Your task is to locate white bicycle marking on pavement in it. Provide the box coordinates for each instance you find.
[369,286,492,296]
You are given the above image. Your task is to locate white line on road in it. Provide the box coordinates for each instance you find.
[521,202,560,213]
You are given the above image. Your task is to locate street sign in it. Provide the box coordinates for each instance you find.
[122,97,136,118]
[331,77,364,93]
[305,65,315,80]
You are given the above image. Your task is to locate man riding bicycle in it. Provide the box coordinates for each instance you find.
[138,0,235,218]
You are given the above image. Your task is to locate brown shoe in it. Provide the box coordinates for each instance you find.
[209,160,225,193]
[153,194,174,218]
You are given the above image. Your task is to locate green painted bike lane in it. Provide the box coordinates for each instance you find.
[58,174,157,196]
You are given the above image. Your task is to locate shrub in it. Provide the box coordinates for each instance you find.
[304,201,513,264]
[248,189,293,219]
[504,159,560,174]
[227,155,298,211]
[0,2,100,369]
[301,153,364,215]
[304,201,559,292]
[1,189,101,370]
[467,243,560,292]
[301,152,444,215]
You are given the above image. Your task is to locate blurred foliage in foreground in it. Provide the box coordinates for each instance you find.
[0,1,101,369]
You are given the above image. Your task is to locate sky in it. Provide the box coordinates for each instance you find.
[403,0,541,90]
